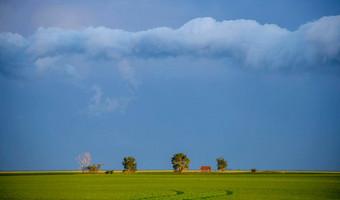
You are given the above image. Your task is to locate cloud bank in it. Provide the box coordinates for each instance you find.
[0,15,339,79]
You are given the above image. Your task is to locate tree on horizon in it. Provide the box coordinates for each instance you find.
[87,163,104,174]
[216,157,227,172]
[171,153,190,173]
[76,152,91,174]
[122,157,137,173]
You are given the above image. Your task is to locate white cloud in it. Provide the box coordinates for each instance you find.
[301,16,340,64]
[87,85,132,116]
[1,16,339,115]
[0,15,339,79]
[118,60,140,89]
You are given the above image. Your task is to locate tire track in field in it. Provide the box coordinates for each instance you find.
[131,190,184,200]
[183,190,233,200]
[132,189,233,200]
[200,190,233,199]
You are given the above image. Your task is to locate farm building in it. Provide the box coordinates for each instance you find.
[200,166,211,173]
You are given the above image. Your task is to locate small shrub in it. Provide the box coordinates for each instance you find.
[105,170,114,174]
[251,168,257,173]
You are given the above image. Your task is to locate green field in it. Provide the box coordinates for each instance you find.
[0,171,339,199]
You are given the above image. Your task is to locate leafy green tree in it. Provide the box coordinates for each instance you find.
[171,153,190,173]
[122,157,137,173]
[216,157,227,171]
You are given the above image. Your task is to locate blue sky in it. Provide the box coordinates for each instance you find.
[0,0,339,171]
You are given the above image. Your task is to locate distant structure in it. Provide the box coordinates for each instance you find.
[200,166,211,173]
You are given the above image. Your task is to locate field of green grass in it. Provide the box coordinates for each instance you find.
[0,171,339,199]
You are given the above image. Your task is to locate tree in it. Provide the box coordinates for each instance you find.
[122,157,137,173]
[87,163,104,174]
[87,164,95,174]
[216,157,227,172]
[96,164,104,174]
[76,152,91,174]
[171,153,190,173]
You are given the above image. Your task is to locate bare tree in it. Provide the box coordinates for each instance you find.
[76,152,91,173]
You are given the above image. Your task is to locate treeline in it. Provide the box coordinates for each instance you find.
[76,152,228,174]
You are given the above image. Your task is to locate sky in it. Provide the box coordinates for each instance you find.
[0,0,339,171]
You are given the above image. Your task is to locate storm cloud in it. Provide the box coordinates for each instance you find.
[0,15,339,79]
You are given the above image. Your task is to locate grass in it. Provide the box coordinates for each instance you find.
[0,171,339,199]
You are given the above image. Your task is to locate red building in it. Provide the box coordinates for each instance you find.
[200,166,211,173]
